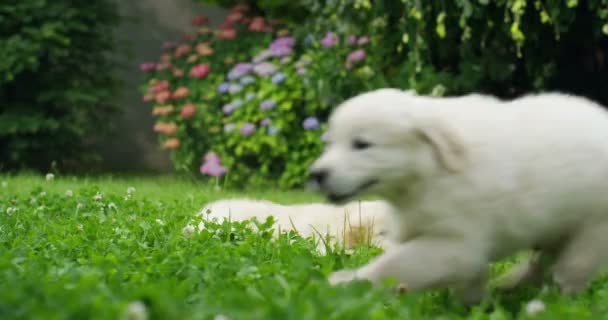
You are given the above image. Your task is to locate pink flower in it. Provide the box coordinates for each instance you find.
[151,80,170,94]
[191,15,208,26]
[248,17,266,32]
[346,49,367,69]
[163,138,180,149]
[174,44,191,57]
[171,87,190,100]
[155,62,172,71]
[218,28,237,40]
[155,91,171,104]
[200,152,227,177]
[152,105,174,116]
[139,62,157,72]
[196,43,214,56]
[189,64,210,78]
[321,32,338,48]
[226,11,243,23]
[162,42,177,49]
[180,103,196,119]
[172,68,184,77]
[153,122,178,135]
[357,36,370,45]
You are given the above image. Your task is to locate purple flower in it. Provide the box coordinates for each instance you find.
[346,49,367,69]
[321,32,338,48]
[259,99,276,110]
[228,63,253,79]
[267,126,280,135]
[200,152,227,177]
[269,37,295,57]
[260,118,272,126]
[253,50,273,63]
[139,62,157,72]
[240,122,256,136]
[357,36,370,45]
[224,123,235,133]
[270,37,296,49]
[303,116,320,130]
[217,83,230,93]
[223,103,235,115]
[240,75,255,85]
[297,68,306,76]
[271,72,286,84]
[245,92,256,101]
[253,62,278,76]
[228,83,243,94]
[270,45,293,57]
[347,35,358,46]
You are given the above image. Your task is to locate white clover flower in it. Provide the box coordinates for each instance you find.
[77,203,84,210]
[93,192,102,201]
[108,202,118,210]
[120,301,149,320]
[65,190,73,197]
[214,315,230,320]
[124,194,132,201]
[30,198,38,205]
[39,191,46,197]
[1,181,7,188]
[182,224,196,238]
[6,207,16,216]
[127,187,136,194]
[77,224,84,232]
[525,299,546,316]
[155,219,165,226]
[45,173,55,181]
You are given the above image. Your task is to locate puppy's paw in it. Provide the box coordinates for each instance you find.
[328,270,358,286]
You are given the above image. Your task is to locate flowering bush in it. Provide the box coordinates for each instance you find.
[141,4,325,188]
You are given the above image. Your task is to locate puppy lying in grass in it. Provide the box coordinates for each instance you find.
[194,198,396,253]
[310,88,608,304]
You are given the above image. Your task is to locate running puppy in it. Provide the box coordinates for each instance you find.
[310,88,608,304]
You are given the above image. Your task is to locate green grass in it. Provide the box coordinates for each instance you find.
[1,174,608,320]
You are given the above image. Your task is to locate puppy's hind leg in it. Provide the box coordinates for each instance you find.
[328,238,490,305]
[552,222,608,295]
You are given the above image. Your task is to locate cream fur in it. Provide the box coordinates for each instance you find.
[194,198,396,253]
[310,88,608,303]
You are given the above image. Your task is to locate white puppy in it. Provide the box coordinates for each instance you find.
[194,198,396,253]
[310,88,608,304]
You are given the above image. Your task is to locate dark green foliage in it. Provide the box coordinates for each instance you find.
[0,0,121,171]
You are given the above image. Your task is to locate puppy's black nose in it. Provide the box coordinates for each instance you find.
[309,169,328,185]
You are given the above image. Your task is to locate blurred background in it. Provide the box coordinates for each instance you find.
[1,0,607,188]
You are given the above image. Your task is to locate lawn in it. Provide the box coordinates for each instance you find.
[1,174,607,320]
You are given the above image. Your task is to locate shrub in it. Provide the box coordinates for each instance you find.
[141,4,407,188]
[0,0,121,171]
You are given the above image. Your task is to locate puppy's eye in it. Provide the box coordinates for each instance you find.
[352,139,372,150]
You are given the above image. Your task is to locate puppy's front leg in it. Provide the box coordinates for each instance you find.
[329,238,488,303]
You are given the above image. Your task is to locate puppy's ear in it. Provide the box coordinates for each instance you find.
[417,122,467,173]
